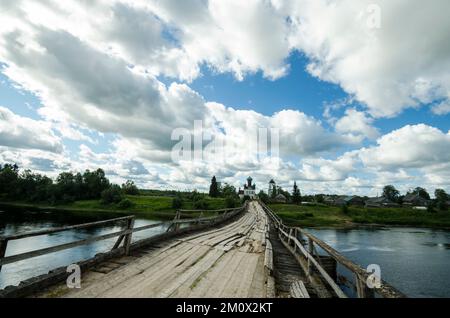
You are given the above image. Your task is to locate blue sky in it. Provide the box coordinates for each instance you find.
[1,0,449,195]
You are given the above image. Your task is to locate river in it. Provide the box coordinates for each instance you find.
[1,208,449,297]
[0,207,169,289]
[307,226,450,298]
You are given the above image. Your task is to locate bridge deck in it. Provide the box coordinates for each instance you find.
[38,202,272,298]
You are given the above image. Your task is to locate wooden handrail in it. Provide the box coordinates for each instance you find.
[258,200,405,298]
[0,216,134,241]
[0,204,247,273]
[296,228,404,298]
[0,229,129,266]
[278,225,347,298]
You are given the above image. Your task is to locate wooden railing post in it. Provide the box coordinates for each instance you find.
[355,274,375,298]
[0,239,8,272]
[293,229,297,252]
[288,228,293,245]
[124,217,135,256]
[307,238,314,276]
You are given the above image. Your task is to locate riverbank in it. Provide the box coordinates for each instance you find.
[0,195,226,221]
[269,203,450,229]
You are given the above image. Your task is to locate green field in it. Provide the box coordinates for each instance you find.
[2,195,227,220]
[268,203,450,228]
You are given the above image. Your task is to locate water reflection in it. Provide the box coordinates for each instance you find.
[0,207,168,289]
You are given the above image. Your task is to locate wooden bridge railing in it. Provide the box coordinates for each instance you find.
[258,200,405,298]
[0,204,247,273]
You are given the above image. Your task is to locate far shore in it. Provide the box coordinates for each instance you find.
[2,200,450,230]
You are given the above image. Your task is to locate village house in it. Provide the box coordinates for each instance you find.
[402,193,429,207]
[274,193,287,203]
[365,197,400,208]
[333,196,365,207]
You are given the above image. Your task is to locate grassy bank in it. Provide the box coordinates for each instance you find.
[268,203,450,229]
[0,195,227,220]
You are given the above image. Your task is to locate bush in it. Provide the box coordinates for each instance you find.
[341,204,349,214]
[118,198,134,209]
[193,199,209,210]
[437,201,448,212]
[172,195,183,209]
[427,204,436,213]
[225,196,237,208]
[61,194,75,204]
[101,185,123,205]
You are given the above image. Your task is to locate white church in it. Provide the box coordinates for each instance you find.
[238,177,257,199]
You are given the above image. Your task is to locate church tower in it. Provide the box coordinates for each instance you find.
[268,179,276,197]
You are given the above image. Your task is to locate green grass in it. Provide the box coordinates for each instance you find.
[269,204,450,228]
[1,195,227,220]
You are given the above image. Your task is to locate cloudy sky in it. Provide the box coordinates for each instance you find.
[0,0,449,196]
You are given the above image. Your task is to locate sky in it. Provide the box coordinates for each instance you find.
[0,0,449,196]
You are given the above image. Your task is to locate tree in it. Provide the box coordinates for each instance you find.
[410,187,431,200]
[122,180,139,195]
[225,196,238,208]
[83,169,110,199]
[292,182,301,205]
[258,190,269,204]
[314,194,325,204]
[383,185,400,202]
[435,189,449,211]
[100,185,123,205]
[221,184,237,198]
[209,176,219,198]
[172,194,183,209]
[435,189,448,202]
[0,163,19,196]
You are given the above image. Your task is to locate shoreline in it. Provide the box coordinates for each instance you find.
[2,201,450,231]
[0,201,176,221]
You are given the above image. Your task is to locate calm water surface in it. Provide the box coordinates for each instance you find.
[0,207,168,289]
[308,226,450,298]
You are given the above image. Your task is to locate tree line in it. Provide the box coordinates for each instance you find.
[382,185,449,211]
[0,163,139,207]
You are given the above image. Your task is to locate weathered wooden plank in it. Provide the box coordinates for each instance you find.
[264,240,273,275]
[290,280,310,298]
[132,222,171,233]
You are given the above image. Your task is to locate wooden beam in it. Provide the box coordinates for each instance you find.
[0,239,7,272]
[290,280,310,298]
[264,240,273,275]
[124,218,135,256]
[2,216,134,241]
[112,235,125,250]
[278,226,347,298]
[0,230,128,266]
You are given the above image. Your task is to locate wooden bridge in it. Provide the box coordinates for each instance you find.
[0,201,405,298]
